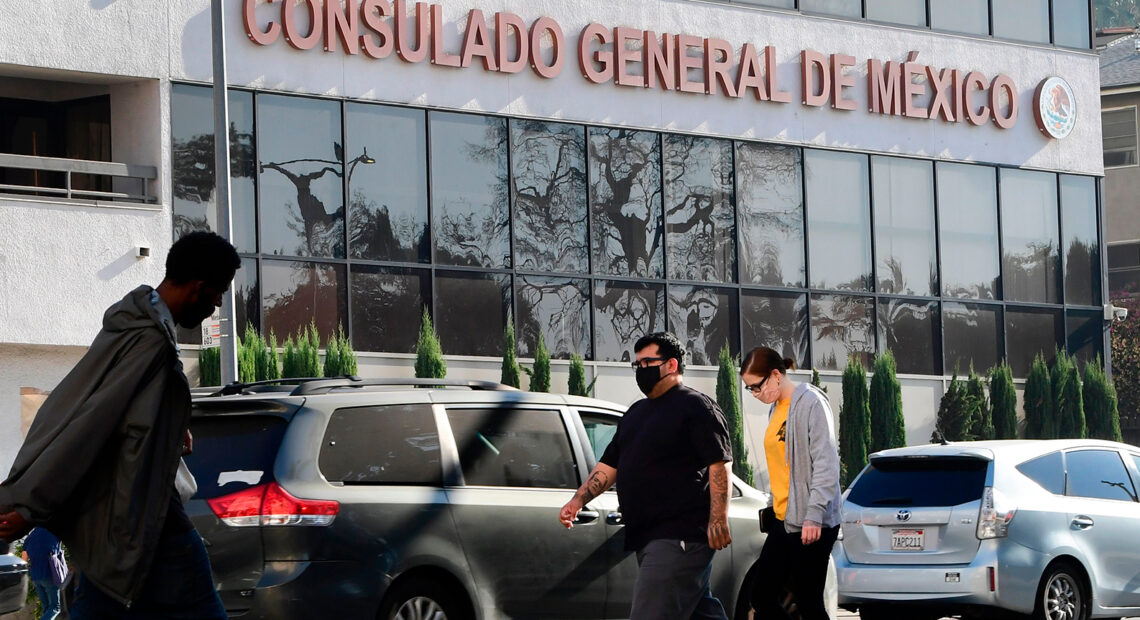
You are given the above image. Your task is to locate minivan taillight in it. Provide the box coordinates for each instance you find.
[976,486,1015,539]
[207,482,339,527]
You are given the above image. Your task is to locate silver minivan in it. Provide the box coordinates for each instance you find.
[835,439,1140,620]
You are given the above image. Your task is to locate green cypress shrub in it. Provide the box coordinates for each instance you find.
[198,346,221,387]
[932,373,978,442]
[1024,354,1054,439]
[414,307,446,379]
[967,367,995,441]
[281,336,296,378]
[338,327,358,376]
[238,324,259,383]
[811,368,828,393]
[530,334,551,392]
[869,351,906,452]
[569,354,588,396]
[1083,359,1123,442]
[304,323,322,377]
[323,328,342,377]
[990,363,1018,439]
[265,331,281,381]
[500,315,520,388]
[840,356,871,486]
[1053,350,1086,439]
[716,344,754,486]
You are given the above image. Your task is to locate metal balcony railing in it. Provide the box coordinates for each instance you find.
[0,153,157,205]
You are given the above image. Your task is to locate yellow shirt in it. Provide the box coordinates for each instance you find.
[765,398,791,520]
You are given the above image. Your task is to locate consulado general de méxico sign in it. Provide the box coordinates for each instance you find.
[242,0,1077,138]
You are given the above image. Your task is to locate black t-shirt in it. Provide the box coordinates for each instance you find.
[600,384,733,551]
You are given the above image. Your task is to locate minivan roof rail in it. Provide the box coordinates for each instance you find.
[200,376,520,397]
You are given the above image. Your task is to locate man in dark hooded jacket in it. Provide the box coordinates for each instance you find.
[0,231,240,618]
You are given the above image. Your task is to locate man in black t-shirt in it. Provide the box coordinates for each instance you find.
[559,332,733,620]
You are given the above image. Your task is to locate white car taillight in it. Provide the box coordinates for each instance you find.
[976,486,1016,539]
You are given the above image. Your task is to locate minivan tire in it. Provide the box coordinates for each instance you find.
[378,578,472,620]
[1032,561,1088,620]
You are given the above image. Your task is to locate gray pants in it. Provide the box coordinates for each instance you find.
[630,539,729,620]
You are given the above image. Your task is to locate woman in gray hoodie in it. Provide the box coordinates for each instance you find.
[741,347,841,620]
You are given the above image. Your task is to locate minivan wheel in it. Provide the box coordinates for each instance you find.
[379,578,471,620]
[1033,562,1088,620]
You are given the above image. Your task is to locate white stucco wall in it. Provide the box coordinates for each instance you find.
[0,345,88,477]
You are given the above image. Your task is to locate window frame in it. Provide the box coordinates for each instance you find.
[1063,448,1139,503]
[1103,106,1139,170]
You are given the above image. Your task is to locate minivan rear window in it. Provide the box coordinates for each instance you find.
[846,456,989,508]
[186,414,288,499]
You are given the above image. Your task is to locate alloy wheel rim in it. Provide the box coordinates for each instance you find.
[1045,572,1081,620]
[394,596,447,620]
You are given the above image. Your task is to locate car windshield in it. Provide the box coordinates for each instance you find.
[847,456,989,507]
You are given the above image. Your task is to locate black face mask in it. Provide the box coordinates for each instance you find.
[636,365,668,395]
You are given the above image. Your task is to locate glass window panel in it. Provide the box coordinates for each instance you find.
[1053,0,1090,48]
[1061,175,1101,306]
[1108,243,1140,269]
[736,143,804,287]
[1109,269,1140,299]
[593,280,665,363]
[800,0,861,17]
[350,266,430,354]
[992,0,1050,43]
[1001,169,1061,303]
[735,0,794,6]
[873,157,937,296]
[589,128,664,278]
[1103,108,1138,168]
[319,404,441,485]
[930,0,989,35]
[810,294,874,371]
[943,302,1002,375]
[1017,451,1065,495]
[1065,450,1137,502]
[516,276,590,359]
[262,259,347,341]
[446,407,578,489]
[865,0,926,26]
[1006,307,1062,377]
[742,290,808,370]
[345,103,429,263]
[435,271,510,356]
[878,299,940,375]
[257,94,344,258]
[664,135,736,283]
[177,256,258,346]
[171,85,257,253]
[511,120,588,273]
[667,285,740,366]
[1067,310,1104,368]
[806,150,872,291]
[937,163,1000,299]
[430,112,510,268]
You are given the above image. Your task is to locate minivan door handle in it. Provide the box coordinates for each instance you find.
[574,510,600,524]
[606,511,623,525]
[1071,515,1095,530]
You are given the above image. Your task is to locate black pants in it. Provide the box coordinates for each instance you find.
[750,518,839,620]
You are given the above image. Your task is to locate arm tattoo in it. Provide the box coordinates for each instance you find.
[708,463,729,519]
[575,470,611,504]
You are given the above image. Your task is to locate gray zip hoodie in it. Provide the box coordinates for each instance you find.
[780,382,843,532]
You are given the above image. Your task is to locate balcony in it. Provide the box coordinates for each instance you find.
[0,152,156,206]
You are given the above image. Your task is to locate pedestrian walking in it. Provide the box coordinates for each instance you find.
[559,331,734,620]
[740,347,841,620]
[21,527,64,620]
[0,231,240,619]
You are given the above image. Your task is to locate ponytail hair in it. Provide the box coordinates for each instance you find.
[740,347,795,377]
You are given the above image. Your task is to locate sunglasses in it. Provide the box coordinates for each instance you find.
[630,356,669,370]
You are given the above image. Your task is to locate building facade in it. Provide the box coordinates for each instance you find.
[0,0,1104,480]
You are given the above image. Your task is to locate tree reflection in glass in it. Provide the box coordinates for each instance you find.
[872,157,937,296]
[664,135,735,283]
[943,302,1001,374]
[262,259,346,341]
[516,276,589,358]
[257,95,345,258]
[810,294,874,370]
[589,129,664,278]
[1006,307,1061,376]
[668,285,739,366]
[742,291,808,369]
[171,85,256,252]
[346,104,429,263]
[351,266,430,353]
[511,120,588,273]
[1000,169,1060,303]
[736,143,804,287]
[877,299,940,375]
[435,271,510,356]
[430,112,510,268]
[937,163,1000,299]
[594,281,664,363]
[1061,175,1100,306]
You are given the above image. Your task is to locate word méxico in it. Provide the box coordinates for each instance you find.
[243,0,1021,129]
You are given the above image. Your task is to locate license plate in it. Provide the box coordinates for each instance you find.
[891,528,924,551]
